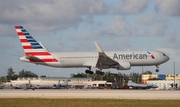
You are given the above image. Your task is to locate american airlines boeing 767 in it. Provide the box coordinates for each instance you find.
[15,26,169,75]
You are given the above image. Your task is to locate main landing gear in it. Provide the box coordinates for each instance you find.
[85,69,93,74]
[155,65,159,72]
[96,70,105,75]
[85,68,105,75]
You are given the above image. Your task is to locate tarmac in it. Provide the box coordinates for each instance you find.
[0,89,180,99]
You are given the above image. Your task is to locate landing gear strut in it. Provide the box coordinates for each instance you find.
[155,65,159,72]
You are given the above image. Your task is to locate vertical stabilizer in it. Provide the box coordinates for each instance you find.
[15,26,58,63]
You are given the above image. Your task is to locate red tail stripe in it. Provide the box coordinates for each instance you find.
[20,39,29,42]
[23,46,33,49]
[15,26,20,29]
[41,58,58,62]
[18,34,24,36]
[17,32,24,35]
[30,58,58,62]
[25,52,51,56]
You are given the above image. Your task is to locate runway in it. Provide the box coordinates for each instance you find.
[0,89,180,99]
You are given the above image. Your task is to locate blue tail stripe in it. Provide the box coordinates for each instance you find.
[21,29,27,32]
[24,33,30,35]
[28,40,37,42]
[32,45,43,49]
[30,42,39,45]
[26,36,33,39]
[18,26,44,50]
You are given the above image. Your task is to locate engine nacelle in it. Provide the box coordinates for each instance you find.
[112,61,131,70]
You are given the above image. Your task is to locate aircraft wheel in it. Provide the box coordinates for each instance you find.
[85,70,93,74]
[96,70,104,75]
[155,69,159,72]
[85,70,89,74]
[89,71,93,74]
[96,70,101,74]
[100,72,105,75]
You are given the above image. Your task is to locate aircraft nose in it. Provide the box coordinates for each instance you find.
[166,56,170,62]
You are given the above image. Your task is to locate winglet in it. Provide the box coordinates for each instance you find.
[94,42,104,54]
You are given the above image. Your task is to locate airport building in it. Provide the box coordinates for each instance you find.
[7,74,180,90]
[142,74,180,90]
[142,74,180,83]
[147,80,180,90]
[7,77,112,89]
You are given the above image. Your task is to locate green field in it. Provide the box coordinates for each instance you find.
[0,98,179,107]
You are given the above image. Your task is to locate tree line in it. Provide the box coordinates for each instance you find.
[0,66,157,84]
[0,67,38,83]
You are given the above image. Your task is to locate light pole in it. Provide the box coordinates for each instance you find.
[173,62,175,89]
[141,66,144,83]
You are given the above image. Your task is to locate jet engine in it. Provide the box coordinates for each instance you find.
[111,61,131,70]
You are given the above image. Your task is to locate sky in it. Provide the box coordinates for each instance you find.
[0,0,180,77]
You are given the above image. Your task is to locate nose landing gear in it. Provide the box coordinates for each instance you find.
[155,69,159,72]
[155,65,159,72]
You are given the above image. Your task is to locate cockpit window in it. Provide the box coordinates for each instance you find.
[163,53,166,56]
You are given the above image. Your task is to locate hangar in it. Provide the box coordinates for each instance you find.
[147,80,180,90]
[7,77,112,89]
[142,74,180,90]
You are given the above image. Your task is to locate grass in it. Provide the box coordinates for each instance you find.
[0,98,180,107]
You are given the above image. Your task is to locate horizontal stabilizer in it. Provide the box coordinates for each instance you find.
[25,56,43,62]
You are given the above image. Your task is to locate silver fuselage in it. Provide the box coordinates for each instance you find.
[20,50,169,68]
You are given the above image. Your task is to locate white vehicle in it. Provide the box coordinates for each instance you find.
[15,26,169,74]
[128,79,158,89]
[0,85,4,89]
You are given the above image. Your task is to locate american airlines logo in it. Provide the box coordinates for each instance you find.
[113,51,155,60]
[147,51,155,59]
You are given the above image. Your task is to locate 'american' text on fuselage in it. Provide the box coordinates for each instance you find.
[113,53,147,60]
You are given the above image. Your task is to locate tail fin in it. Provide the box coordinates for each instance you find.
[58,80,60,86]
[15,26,58,62]
[127,79,135,86]
[28,80,31,87]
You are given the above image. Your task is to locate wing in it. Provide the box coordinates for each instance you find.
[94,42,118,69]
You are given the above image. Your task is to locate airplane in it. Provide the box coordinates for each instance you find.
[26,80,39,90]
[10,83,22,89]
[127,79,158,89]
[14,26,169,75]
[53,79,69,89]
